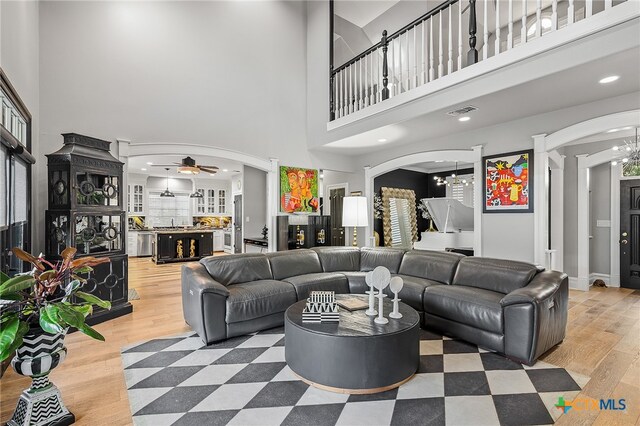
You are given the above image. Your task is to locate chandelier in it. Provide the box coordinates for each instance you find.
[433,162,474,187]
[611,128,640,175]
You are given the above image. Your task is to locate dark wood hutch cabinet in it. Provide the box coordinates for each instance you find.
[45,133,132,324]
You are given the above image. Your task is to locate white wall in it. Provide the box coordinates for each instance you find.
[1,0,40,250]
[35,0,357,253]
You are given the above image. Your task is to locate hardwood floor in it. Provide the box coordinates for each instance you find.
[1,258,639,425]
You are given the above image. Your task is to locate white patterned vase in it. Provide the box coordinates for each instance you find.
[8,329,75,426]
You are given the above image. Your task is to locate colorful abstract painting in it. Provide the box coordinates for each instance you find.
[483,150,534,213]
[280,166,319,213]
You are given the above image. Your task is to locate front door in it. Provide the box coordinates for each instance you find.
[330,187,345,246]
[620,179,640,289]
[234,195,242,254]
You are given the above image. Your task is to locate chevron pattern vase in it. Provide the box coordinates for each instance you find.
[8,330,75,426]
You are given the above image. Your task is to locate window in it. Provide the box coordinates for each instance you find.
[133,184,143,213]
[195,189,205,214]
[1,70,33,276]
[218,189,226,213]
[207,189,215,213]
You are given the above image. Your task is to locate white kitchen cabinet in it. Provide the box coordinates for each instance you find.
[213,230,224,252]
[127,230,138,257]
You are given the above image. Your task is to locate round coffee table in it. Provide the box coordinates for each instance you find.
[284,296,420,394]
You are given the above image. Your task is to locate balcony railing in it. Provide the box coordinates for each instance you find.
[329,0,628,121]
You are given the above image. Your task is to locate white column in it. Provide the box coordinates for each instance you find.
[610,163,621,286]
[473,145,483,256]
[117,140,131,243]
[549,152,565,272]
[267,158,279,252]
[533,134,548,266]
[576,154,590,291]
[364,166,374,247]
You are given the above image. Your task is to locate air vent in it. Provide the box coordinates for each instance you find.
[446,105,478,117]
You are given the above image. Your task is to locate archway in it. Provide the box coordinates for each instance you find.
[534,109,640,290]
[364,147,483,254]
[117,140,279,252]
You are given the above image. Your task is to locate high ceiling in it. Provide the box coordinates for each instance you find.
[334,0,400,29]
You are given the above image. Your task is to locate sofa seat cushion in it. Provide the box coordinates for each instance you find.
[226,280,297,323]
[342,271,367,294]
[424,285,503,334]
[383,275,441,311]
[284,273,349,300]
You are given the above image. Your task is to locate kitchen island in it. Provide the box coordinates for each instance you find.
[152,229,215,264]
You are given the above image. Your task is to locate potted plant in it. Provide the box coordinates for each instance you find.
[0,247,111,426]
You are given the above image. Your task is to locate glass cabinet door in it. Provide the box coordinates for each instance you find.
[218,189,226,213]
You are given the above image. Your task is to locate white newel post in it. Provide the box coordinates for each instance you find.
[364,166,374,247]
[267,158,279,252]
[533,135,548,266]
[576,154,590,291]
[472,145,483,256]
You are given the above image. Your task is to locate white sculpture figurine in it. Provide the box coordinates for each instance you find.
[389,276,404,319]
[372,266,390,325]
[365,271,377,316]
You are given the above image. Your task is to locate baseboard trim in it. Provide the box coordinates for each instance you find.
[589,273,620,288]
[568,276,589,291]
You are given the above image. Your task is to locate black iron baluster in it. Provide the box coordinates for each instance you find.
[381,30,389,100]
[467,0,478,65]
[330,65,335,121]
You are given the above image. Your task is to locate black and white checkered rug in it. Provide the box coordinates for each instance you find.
[121,327,589,426]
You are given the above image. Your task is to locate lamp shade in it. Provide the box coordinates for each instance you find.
[342,196,369,227]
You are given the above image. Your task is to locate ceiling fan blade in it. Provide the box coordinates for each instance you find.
[200,167,218,174]
[198,165,219,170]
[150,164,178,167]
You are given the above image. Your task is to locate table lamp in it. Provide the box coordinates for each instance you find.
[342,196,369,247]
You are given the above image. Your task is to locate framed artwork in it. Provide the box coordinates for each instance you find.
[280,166,319,213]
[483,149,533,213]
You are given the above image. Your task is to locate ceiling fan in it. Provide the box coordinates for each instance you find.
[152,156,219,175]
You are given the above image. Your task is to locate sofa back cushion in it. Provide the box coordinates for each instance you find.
[452,257,540,294]
[360,247,406,273]
[200,254,272,286]
[312,247,360,272]
[267,249,322,280]
[398,250,463,284]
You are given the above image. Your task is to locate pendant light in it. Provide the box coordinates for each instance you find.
[190,174,203,198]
[160,168,175,197]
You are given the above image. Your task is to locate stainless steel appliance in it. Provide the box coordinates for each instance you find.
[137,231,154,257]
[223,229,232,253]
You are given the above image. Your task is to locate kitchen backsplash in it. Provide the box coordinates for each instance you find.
[193,216,232,228]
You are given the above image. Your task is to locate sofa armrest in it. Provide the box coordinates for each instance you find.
[183,262,230,297]
[501,270,569,365]
[500,270,566,307]
[182,263,229,344]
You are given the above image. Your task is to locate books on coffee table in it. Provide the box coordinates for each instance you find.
[335,294,369,311]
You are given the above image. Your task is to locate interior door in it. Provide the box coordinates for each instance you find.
[234,194,242,253]
[330,187,345,246]
[620,179,640,289]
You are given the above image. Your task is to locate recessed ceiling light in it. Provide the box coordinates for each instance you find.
[377,138,387,143]
[435,160,445,163]
[141,168,147,171]
[210,173,215,176]
[222,169,229,172]
[599,75,619,84]
[458,116,471,122]
[146,162,153,165]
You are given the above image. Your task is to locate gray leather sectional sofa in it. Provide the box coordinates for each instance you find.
[182,247,568,365]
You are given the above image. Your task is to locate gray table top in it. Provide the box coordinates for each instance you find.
[285,294,419,338]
